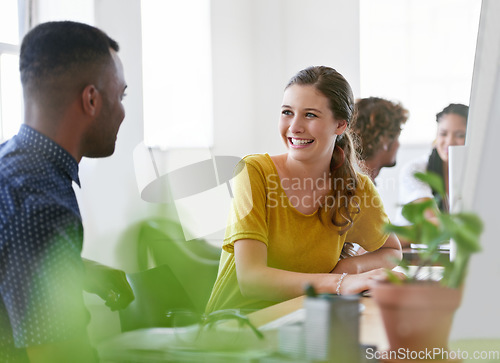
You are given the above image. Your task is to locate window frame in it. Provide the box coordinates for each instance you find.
[0,0,30,141]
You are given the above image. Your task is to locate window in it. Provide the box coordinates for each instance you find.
[141,0,213,149]
[0,0,26,142]
[360,0,481,144]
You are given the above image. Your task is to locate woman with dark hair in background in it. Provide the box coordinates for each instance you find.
[395,103,469,242]
[206,66,403,313]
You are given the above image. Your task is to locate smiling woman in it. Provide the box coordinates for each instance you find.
[205,66,403,314]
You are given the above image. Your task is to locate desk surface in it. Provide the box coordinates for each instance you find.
[248,295,388,351]
[98,290,499,362]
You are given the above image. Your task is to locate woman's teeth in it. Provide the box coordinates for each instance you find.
[290,138,314,145]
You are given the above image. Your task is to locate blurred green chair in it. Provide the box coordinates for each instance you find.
[136,218,221,314]
[118,264,196,332]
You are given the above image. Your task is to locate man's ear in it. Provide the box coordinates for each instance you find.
[335,119,348,135]
[81,85,102,117]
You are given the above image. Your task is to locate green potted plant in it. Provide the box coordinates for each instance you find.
[371,171,483,358]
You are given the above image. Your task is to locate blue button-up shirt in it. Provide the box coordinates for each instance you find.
[0,125,89,362]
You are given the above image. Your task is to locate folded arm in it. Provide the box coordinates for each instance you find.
[332,233,403,275]
[234,239,403,301]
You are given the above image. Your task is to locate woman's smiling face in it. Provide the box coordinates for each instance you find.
[279,84,346,164]
[435,113,467,162]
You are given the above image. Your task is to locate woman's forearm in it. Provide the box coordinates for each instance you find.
[238,262,405,301]
[332,247,401,274]
[234,238,403,302]
[235,239,351,301]
[237,264,340,301]
[333,234,403,274]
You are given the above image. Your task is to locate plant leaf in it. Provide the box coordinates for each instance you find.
[420,219,441,245]
[386,269,405,284]
[414,171,446,199]
[439,214,481,253]
[446,251,470,289]
[454,212,484,236]
[401,199,436,224]
[384,224,417,242]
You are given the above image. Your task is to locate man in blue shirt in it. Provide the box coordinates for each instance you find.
[0,21,134,362]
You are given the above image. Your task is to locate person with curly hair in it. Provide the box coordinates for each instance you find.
[351,97,409,181]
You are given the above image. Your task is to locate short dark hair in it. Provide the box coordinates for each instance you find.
[353,97,409,160]
[20,21,119,91]
[436,103,469,123]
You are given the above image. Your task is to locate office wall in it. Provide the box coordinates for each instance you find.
[211,0,360,158]
[32,0,361,270]
[75,0,155,270]
[72,0,361,268]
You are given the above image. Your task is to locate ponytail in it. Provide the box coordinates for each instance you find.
[320,128,360,236]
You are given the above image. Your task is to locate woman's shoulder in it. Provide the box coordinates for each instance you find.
[354,172,376,194]
[240,153,277,175]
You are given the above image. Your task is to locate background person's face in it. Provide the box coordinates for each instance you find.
[379,134,401,169]
[435,113,467,163]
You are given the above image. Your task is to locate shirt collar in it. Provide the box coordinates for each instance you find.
[17,124,81,187]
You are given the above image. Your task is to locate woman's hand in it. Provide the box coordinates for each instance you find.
[338,268,406,295]
[234,239,406,301]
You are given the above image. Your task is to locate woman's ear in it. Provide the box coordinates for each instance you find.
[335,119,348,135]
[81,84,102,117]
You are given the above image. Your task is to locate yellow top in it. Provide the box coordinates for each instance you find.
[205,154,389,312]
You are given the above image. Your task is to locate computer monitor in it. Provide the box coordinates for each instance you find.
[451,0,500,340]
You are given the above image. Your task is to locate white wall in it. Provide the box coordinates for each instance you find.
[77,0,156,270]
[35,0,94,24]
[76,0,361,269]
[211,0,360,158]
[33,0,360,268]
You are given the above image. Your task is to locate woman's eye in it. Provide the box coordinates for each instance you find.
[282,110,292,116]
[305,112,317,118]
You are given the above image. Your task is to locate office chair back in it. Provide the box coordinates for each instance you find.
[119,264,197,332]
[136,218,221,313]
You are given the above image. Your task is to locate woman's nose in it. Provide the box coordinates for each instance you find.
[289,116,304,133]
